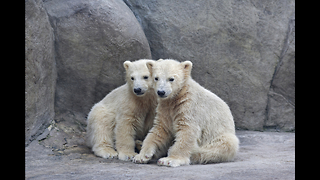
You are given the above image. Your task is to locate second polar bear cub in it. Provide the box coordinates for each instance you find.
[87,59,157,161]
[133,59,239,167]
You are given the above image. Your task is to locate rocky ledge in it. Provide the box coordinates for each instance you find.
[26,131,294,179]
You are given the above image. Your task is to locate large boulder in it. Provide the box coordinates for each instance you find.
[43,0,151,123]
[124,0,295,131]
[25,0,56,146]
[36,0,151,149]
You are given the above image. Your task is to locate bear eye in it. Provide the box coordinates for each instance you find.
[131,77,134,80]
[155,77,159,81]
[169,78,174,82]
[143,76,148,80]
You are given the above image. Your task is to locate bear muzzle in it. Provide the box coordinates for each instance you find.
[134,88,145,96]
[157,90,167,98]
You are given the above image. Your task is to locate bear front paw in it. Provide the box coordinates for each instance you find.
[157,157,190,167]
[132,153,153,164]
[118,152,138,161]
[94,147,118,159]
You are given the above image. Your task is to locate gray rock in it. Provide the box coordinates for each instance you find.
[266,17,295,131]
[26,131,295,179]
[266,91,295,132]
[124,0,295,131]
[25,0,152,146]
[43,0,151,126]
[25,0,56,146]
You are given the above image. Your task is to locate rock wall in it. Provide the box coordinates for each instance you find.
[25,0,56,146]
[124,0,295,131]
[25,0,152,146]
[43,0,152,129]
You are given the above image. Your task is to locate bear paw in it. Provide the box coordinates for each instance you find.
[94,147,118,159]
[157,157,190,167]
[132,153,153,164]
[118,152,138,161]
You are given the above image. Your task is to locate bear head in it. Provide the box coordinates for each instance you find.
[123,59,154,96]
[146,59,192,99]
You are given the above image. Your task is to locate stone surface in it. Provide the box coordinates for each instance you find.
[25,0,56,146]
[124,0,295,131]
[265,91,295,131]
[43,0,152,129]
[26,131,295,179]
[266,17,295,131]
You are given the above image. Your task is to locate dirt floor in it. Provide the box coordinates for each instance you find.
[25,131,295,179]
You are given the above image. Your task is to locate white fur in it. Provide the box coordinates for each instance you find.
[133,59,239,167]
[86,59,157,161]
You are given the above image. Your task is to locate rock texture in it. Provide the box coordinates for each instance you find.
[25,0,56,146]
[124,0,295,131]
[25,0,152,145]
[266,17,295,131]
[43,0,152,128]
[26,131,295,179]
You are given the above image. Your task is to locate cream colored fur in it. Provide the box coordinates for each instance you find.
[86,59,157,161]
[133,59,239,167]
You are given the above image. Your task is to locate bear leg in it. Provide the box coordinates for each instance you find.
[87,103,117,159]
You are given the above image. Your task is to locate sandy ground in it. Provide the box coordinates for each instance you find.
[25,131,295,179]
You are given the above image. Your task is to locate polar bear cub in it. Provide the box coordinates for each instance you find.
[133,59,239,167]
[86,59,157,161]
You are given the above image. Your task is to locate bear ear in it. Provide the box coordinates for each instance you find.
[146,60,155,73]
[123,60,131,70]
[181,60,193,72]
[157,58,164,62]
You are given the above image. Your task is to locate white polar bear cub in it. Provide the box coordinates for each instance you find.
[86,59,157,161]
[133,59,239,167]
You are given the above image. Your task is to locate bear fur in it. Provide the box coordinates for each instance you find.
[86,59,157,161]
[133,59,239,167]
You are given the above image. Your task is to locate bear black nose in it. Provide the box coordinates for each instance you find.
[157,90,166,97]
[134,88,142,94]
